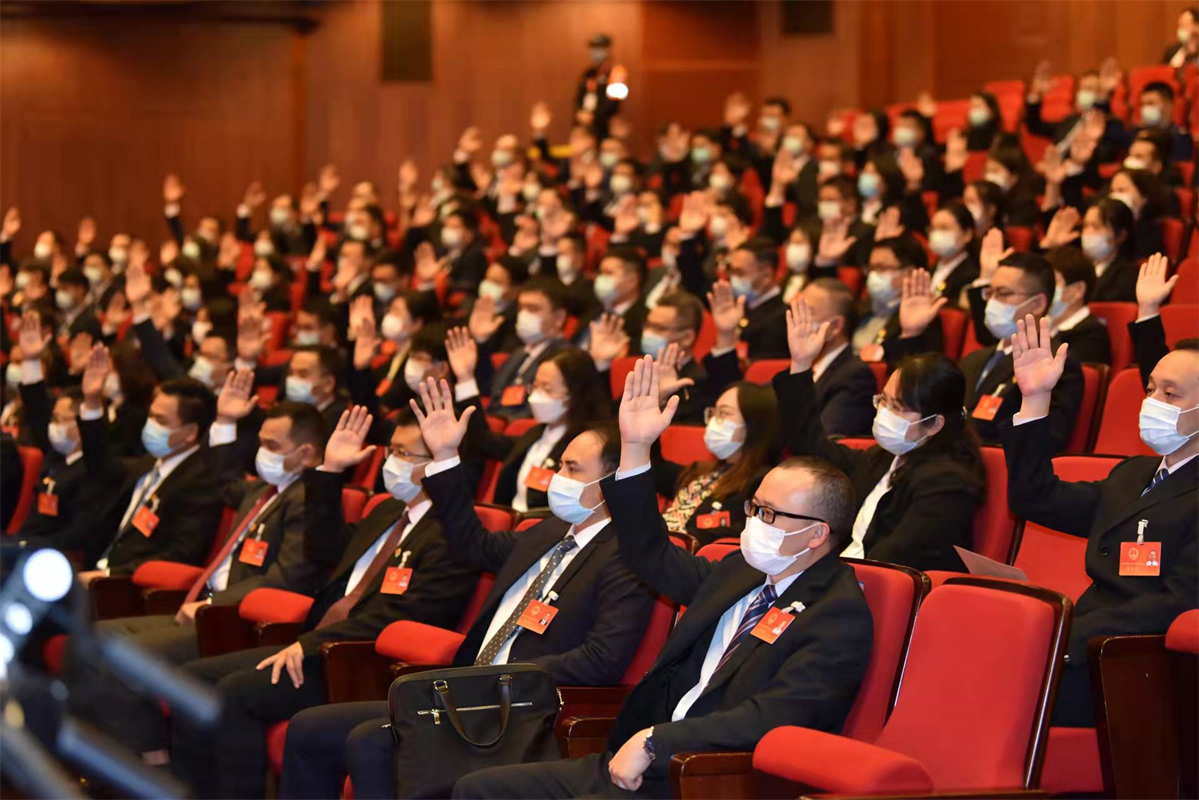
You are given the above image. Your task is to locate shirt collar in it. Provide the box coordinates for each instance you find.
[568,516,610,549]
[748,285,781,311]
[404,497,433,526]
[766,569,803,595]
[65,449,84,466]
[611,298,635,317]
[524,339,552,362]
[812,342,849,382]
[154,444,201,481]
[1052,305,1091,333]
[1158,452,1198,476]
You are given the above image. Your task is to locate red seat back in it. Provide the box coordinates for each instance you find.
[1092,368,1155,457]
[973,447,1015,563]
[341,487,368,524]
[696,537,740,562]
[1161,304,1199,347]
[1087,302,1136,375]
[264,312,291,353]
[349,446,384,491]
[204,506,239,563]
[937,308,968,361]
[131,561,204,591]
[961,319,984,359]
[1166,609,1199,655]
[838,266,864,299]
[839,437,875,450]
[1160,218,1185,263]
[6,447,43,534]
[504,417,538,437]
[515,516,544,532]
[476,460,501,503]
[874,580,1068,789]
[1064,364,1107,453]
[743,359,790,385]
[474,504,516,534]
[694,311,717,361]
[618,534,693,685]
[868,361,888,392]
[660,425,712,463]
[239,588,314,624]
[1005,226,1035,253]
[963,153,988,185]
[609,356,639,400]
[1172,257,1198,305]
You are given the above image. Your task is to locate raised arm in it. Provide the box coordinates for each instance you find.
[304,406,378,564]
[15,311,52,452]
[1131,254,1176,385]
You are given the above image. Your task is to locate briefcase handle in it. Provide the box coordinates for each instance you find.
[433,674,512,748]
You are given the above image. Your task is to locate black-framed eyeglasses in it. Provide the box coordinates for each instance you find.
[744,499,827,527]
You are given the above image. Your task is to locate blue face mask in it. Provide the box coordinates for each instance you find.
[1049,284,1071,319]
[730,275,757,302]
[984,298,1020,341]
[141,418,180,459]
[286,376,317,405]
[857,172,882,200]
[640,331,669,358]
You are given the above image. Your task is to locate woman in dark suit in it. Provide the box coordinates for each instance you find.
[1082,198,1140,303]
[927,201,981,308]
[779,299,985,571]
[106,340,153,457]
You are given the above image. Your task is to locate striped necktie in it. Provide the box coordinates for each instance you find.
[1141,468,1169,497]
[714,584,777,673]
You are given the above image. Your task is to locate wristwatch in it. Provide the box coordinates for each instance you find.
[643,727,656,762]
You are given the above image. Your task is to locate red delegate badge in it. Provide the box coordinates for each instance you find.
[501,385,527,407]
[38,493,59,517]
[525,466,554,493]
[517,600,558,634]
[751,606,800,644]
[972,394,1003,421]
[1119,542,1162,577]
[695,511,730,529]
[381,566,413,595]
[133,504,160,537]
[239,539,269,567]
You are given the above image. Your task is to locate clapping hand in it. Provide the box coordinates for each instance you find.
[410,378,476,461]
[898,269,947,338]
[786,296,831,373]
[322,406,376,473]
[1136,253,1177,319]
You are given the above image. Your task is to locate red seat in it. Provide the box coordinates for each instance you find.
[742,359,789,385]
[695,537,739,562]
[473,504,516,535]
[1005,226,1035,253]
[131,561,204,592]
[1160,217,1186,263]
[660,425,712,463]
[1041,727,1104,796]
[693,312,717,361]
[753,579,1069,795]
[263,312,291,353]
[1088,302,1136,375]
[515,515,544,532]
[6,446,43,534]
[973,447,1015,563]
[609,356,639,400]
[1161,303,1199,346]
[960,319,984,359]
[1128,65,1178,107]
[1176,188,1195,225]
[1092,368,1155,456]
[484,415,507,435]
[963,152,988,184]
[503,417,538,437]
[1064,363,1108,453]
[340,487,368,524]
[838,437,875,450]
[937,307,967,360]
[931,99,970,144]
[837,266,864,299]
[376,620,467,664]
[490,351,509,372]
[867,361,887,392]
[239,588,314,625]
[348,446,384,491]
[1172,257,1198,305]
[1166,608,1199,655]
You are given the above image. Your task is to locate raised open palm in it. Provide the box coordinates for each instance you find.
[323,406,376,472]
[1012,315,1069,398]
[786,297,831,372]
[619,356,679,446]
[898,269,947,338]
[410,378,475,460]
[216,369,259,421]
[1136,253,1176,317]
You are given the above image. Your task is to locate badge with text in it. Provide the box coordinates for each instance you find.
[751,603,806,644]
[501,385,527,407]
[132,500,160,537]
[525,466,555,492]
[859,343,885,363]
[239,538,269,567]
[972,394,1004,421]
[381,566,413,595]
[517,600,559,634]
[1119,542,1162,577]
[695,510,730,529]
[38,492,59,517]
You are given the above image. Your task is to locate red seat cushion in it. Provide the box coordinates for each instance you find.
[754,727,934,794]
[375,620,465,664]
[1040,727,1103,795]
[266,721,289,775]
[239,589,314,624]
[1167,609,1199,655]
[131,561,204,591]
[43,634,68,676]
[6,447,44,534]
[743,360,790,385]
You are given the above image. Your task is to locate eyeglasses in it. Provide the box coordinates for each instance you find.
[390,448,431,462]
[703,407,738,425]
[744,499,827,527]
[980,287,1034,302]
[871,393,908,413]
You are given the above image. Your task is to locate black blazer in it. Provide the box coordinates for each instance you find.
[484,423,576,510]
[933,253,981,306]
[1002,416,1197,665]
[478,337,570,420]
[740,294,789,360]
[600,470,873,793]
[424,463,656,686]
[295,469,478,656]
[878,308,944,368]
[1057,314,1112,366]
[1091,257,1139,303]
[776,370,983,571]
[574,303,649,359]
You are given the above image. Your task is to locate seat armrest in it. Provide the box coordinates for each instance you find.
[321,640,397,704]
[141,588,189,616]
[557,716,616,759]
[195,603,256,657]
[559,686,633,720]
[754,727,934,796]
[255,621,304,648]
[805,791,1047,799]
[89,576,142,620]
[669,751,754,800]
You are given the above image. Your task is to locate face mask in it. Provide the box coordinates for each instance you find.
[1081,232,1114,262]
[403,359,428,392]
[33,241,53,260]
[817,200,842,222]
[730,275,757,301]
[984,297,1021,341]
[782,135,805,155]
[556,255,578,282]
[547,473,604,524]
[293,329,321,347]
[1050,284,1071,319]
[254,239,275,257]
[1075,89,1097,110]
[441,227,464,249]
[522,183,541,202]
[528,389,568,425]
[928,229,961,257]
[661,250,678,270]
[269,207,291,228]
[640,331,669,358]
[1139,104,1164,127]
[286,376,317,405]
[14,271,30,290]
[866,270,900,307]
[5,364,21,388]
[968,107,992,127]
[893,127,917,148]
[1138,397,1199,455]
[1109,191,1141,218]
[785,243,811,272]
[690,146,712,164]
[381,313,408,342]
[108,246,128,265]
[965,201,986,229]
[872,405,935,456]
[594,274,620,306]
[84,265,105,286]
[609,174,633,195]
[383,454,423,502]
[740,516,816,576]
[164,267,183,288]
[188,356,218,388]
[1180,26,1192,43]
[191,319,212,343]
[590,47,608,65]
[817,160,840,180]
[515,309,547,345]
[48,422,77,456]
[55,290,76,311]
[103,371,122,401]
[256,446,299,487]
[710,173,734,192]
[373,282,396,303]
[708,215,729,238]
[703,417,744,460]
[249,270,273,291]
[181,240,201,260]
[857,172,881,200]
[599,151,620,170]
[491,149,514,169]
[760,116,782,133]
[347,223,371,241]
[478,280,506,307]
[984,169,1010,190]
[141,418,180,459]
[1123,156,1149,171]
[637,207,653,226]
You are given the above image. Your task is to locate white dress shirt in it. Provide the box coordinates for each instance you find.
[930,251,968,295]
[513,423,568,513]
[645,269,681,310]
[811,343,849,383]
[345,498,432,597]
[1051,306,1091,335]
[842,456,900,559]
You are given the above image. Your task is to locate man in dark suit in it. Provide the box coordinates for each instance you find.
[274,382,655,800]
[478,278,571,420]
[547,231,599,319]
[636,291,715,426]
[1002,314,1197,726]
[75,353,225,584]
[575,247,649,355]
[1045,247,1111,365]
[53,268,101,341]
[170,405,479,799]
[453,357,873,799]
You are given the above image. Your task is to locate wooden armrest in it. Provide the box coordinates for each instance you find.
[140,588,188,616]
[669,752,755,800]
[195,603,255,658]
[255,621,304,647]
[559,686,633,720]
[321,641,397,704]
[389,662,448,680]
[557,716,615,759]
[805,792,1047,799]
[88,576,142,620]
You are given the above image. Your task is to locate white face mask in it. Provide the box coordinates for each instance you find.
[286,376,317,405]
[254,239,275,257]
[707,215,729,238]
[441,227,464,250]
[181,240,201,260]
[381,313,408,342]
[383,454,423,502]
[181,286,203,311]
[269,207,291,228]
[348,223,371,242]
[928,229,960,258]
[478,279,506,306]
[594,274,620,307]
[817,200,842,222]
[1081,232,1114,262]
[1139,397,1199,456]
[1109,191,1141,219]
[108,246,128,265]
[84,265,105,286]
[866,270,900,308]
[610,174,633,195]
[55,290,76,311]
[557,255,578,282]
[547,472,605,524]
[528,389,568,425]
[785,243,811,272]
[783,135,805,155]
[164,267,184,288]
[872,405,935,456]
[1122,156,1149,171]
[5,364,21,388]
[983,297,1021,341]
[256,446,299,487]
[740,516,817,576]
[522,183,542,202]
[703,417,744,460]
[403,359,429,392]
[293,330,321,347]
[249,270,273,291]
[710,173,734,192]
[33,241,53,260]
[516,309,547,345]
[48,422,78,456]
[817,160,840,180]
[188,356,218,388]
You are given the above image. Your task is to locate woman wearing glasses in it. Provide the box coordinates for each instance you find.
[774,296,985,571]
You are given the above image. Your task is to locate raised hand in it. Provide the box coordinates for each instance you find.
[678,192,710,235]
[656,341,695,400]
[1081,109,1106,146]
[1038,144,1068,186]
[583,162,605,191]
[619,356,680,454]
[159,239,179,267]
[18,310,47,361]
[299,182,322,219]
[899,269,948,338]
[530,101,552,134]
[944,129,968,173]
[978,228,1012,282]
[216,369,259,423]
[351,311,379,372]
[410,378,476,461]
[237,307,266,362]
[1040,206,1080,248]
[445,326,478,382]
[124,259,153,306]
[706,280,745,349]
[1068,128,1098,167]
[874,206,904,241]
[411,196,436,229]
[317,163,340,199]
[349,295,375,338]
[105,289,130,330]
[398,160,419,194]
[218,232,241,269]
[1030,59,1053,100]
[613,199,640,236]
[1012,314,1068,403]
[307,234,328,270]
[0,266,12,297]
[163,173,186,204]
[2,207,20,239]
[129,239,149,271]
[467,295,504,342]
[724,91,751,127]
[469,162,494,193]
[77,217,97,250]
[817,219,857,264]
[540,206,573,241]
[826,112,847,139]
[786,296,831,373]
[1098,56,1121,97]
[243,181,266,211]
[323,406,376,472]
[898,148,925,189]
[1136,253,1177,318]
[458,127,483,157]
[916,90,937,119]
[81,344,111,408]
[68,333,94,376]
[588,312,630,364]
[770,148,800,196]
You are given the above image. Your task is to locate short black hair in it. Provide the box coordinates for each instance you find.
[716,194,754,228]
[585,423,622,474]
[738,237,780,271]
[872,234,928,269]
[776,456,856,550]
[58,268,89,290]
[301,297,338,327]
[1141,81,1175,102]
[397,289,442,325]
[809,277,859,333]
[763,95,792,116]
[265,400,328,458]
[1046,246,1098,304]
[519,277,568,313]
[604,246,647,288]
[998,251,1055,300]
[821,174,859,205]
[291,344,342,383]
[496,254,531,286]
[159,378,217,436]
[411,322,449,362]
[1133,128,1170,165]
[656,291,704,334]
[371,248,413,279]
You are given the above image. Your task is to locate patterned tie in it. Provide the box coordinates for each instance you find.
[1141,468,1170,497]
[316,511,410,630]
[475,534,578,666]
[714,584,777,673]
[182,486,277,604]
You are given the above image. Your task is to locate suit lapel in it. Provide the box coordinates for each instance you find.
[1097,457,1197,534]
[476,518,570,617]
[653,559,764,669]
[545,521,614,593]
[334,498,405,577]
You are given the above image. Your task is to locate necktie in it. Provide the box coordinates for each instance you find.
[120,465,161,531]
[475,535,578,666]
[975,348,1007,391]
[714,584,777,673]
[1141,468,1169,497]
[316,511,410,630]
[182,486,278,604]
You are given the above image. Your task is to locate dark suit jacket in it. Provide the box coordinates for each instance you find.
[962,343,1084,451]
[600,470,873,792]
[1129,315,1169,381]
[740,294,789,360]
[424,463,656,686]
[1092,257,1140,303]
[878,308,944,368]
[1003,416,1197,665]
[1058,314,1112,366]
[934,253,981,305]
[775,370,984,571]
[295,469,478,655]
[479,337,570,419]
